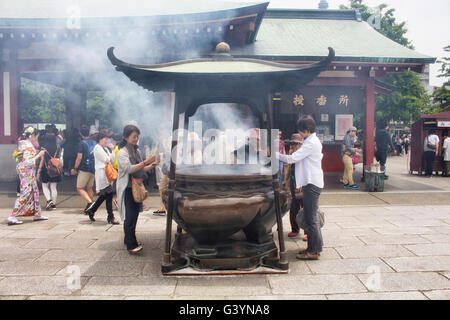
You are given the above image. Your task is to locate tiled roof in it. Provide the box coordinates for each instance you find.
[0,0,267,19]
[0,0,268,27]
[232,10,435,64]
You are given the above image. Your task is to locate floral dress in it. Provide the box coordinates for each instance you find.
[11,140,42,217]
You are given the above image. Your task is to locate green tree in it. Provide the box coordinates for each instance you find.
[341,0,432,123]
[432,45,450,111]
[86,91,114,128]
[340,0,413,49]
[20,79,115,129]
[375,71,432,123]
[20,78,66,124]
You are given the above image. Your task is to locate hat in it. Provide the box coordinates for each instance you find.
[289,133,303,144]
[89,125,99,135]
[349,126,357,131]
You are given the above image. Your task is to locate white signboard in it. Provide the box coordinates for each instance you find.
[437,121,450,128]
[335,114,353,141]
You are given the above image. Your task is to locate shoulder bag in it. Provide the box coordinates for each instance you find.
[46,149,62,178]
[102,147,118,182]
[296,208,325,229]
[427,136,436,150]
[131,177,148,203]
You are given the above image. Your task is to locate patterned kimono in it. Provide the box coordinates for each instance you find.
[11,140,42,217]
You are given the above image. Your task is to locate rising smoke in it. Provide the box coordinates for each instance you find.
[12,0,279,173]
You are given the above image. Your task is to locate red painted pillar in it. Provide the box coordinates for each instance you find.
[364,78,375,166]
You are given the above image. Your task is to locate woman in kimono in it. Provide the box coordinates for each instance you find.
[9,127,48,225]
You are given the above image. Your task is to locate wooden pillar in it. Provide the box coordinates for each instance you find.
[0,48,19,144]
[0,49,20,182]
[162,92,180,267]
[364,78,375,167]
[267,93,288,269]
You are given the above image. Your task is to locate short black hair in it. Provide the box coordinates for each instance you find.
[377,119,387,129]
[118,124,141,148]
[95,132,108,143]
[80,125,90,137]
[297,115,316,133]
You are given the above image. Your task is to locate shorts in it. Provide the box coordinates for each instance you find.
[76,170,95,189]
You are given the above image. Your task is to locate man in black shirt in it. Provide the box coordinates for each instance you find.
[375,120,395,178]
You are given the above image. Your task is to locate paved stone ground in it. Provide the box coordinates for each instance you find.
[0,155,449,300]
[0,203,449,300]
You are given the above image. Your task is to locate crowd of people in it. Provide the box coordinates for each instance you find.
[423,129,450,178]
[8,116,449,260]
[9,123,165,254]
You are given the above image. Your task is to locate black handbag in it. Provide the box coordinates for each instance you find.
[427,136,436,150]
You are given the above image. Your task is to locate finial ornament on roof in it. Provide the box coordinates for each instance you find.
[216,42,230,53]
[318,0,329,9]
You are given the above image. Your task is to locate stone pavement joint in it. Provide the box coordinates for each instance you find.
[0,156,449,299]
[0,204,449,299]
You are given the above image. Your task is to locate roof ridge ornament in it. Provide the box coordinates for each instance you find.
[355,9,362,22]
[318,0,329,9]
[209,42,233,60]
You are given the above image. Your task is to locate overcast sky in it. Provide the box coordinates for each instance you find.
[262,0,450,87]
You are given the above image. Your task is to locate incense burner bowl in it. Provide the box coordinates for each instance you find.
[168,165,290,245]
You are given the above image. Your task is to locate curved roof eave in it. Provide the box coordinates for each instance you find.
[231,54,436,65]
[0,1,269,28]
[107,46,335,92]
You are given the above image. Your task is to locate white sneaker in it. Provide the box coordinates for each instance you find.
[33,215,48,221]
[8,217,23,225]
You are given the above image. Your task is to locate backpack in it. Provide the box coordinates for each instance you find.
[82,139,96,173]
[45,149,62,178]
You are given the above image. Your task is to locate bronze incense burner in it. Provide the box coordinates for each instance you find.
[108,44,334,274]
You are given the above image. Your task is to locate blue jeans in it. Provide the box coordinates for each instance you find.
[302,184,323,254]
[278,161,284,184]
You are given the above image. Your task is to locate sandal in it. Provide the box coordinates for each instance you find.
[7,217,23,225]
[33,215,48,221]
[128,245,143,254]
[153,210,166,216]
[107,218,120,225]
[298,249,320,256]
[296,252,320,260]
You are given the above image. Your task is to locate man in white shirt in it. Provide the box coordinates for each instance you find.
[423,130,440,177]
[277,116,323,260]
[443,132,450,177]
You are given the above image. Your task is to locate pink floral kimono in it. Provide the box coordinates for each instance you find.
[11,140,42,217]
